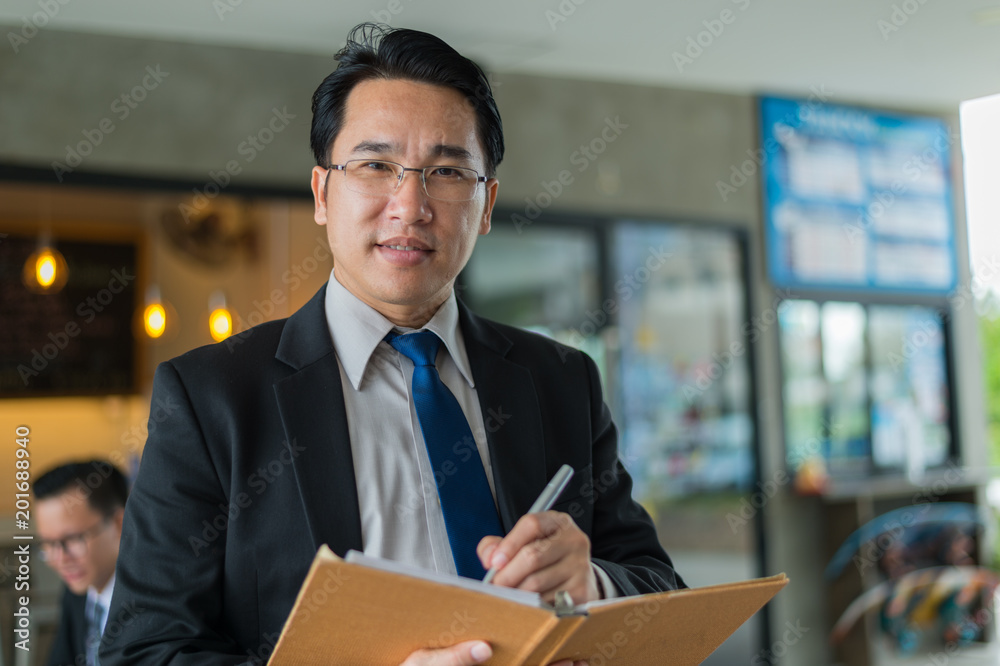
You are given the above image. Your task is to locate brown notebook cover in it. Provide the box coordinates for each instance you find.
[270,545,788,665]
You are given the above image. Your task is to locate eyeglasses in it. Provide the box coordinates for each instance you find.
[39,520,111,562]
[328,160,487,202]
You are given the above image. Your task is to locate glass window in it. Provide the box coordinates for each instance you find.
[779,300,953,480]
[462,225,598,333]
[779,300,827,470]
[613,222,754,498]
[869,306,950,475]
[821,302,870,476]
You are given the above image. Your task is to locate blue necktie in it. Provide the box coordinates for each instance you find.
[386,330,503,579]
[86,598,104,666]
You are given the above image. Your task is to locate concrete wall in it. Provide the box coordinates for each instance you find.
[1,29,322,185]
[0,26,987,665]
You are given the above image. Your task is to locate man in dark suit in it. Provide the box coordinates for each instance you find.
[34,461,129,666]
[103,23,683,666]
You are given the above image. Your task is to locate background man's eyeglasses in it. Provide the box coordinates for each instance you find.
[328,160,487,202]
[39,520,111,561]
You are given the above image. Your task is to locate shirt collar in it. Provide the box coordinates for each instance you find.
[88,571,115,610]
[324,271,475,391]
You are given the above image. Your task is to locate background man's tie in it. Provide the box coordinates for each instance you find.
[86,598,104,666]
[386,330,503,579]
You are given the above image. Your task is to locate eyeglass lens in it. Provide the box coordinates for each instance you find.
[340,160,481,201]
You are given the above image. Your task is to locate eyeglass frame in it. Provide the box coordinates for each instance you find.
[326,159,489,202]
[38,518,113,561]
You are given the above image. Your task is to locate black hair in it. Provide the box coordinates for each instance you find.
[310,22,504,177]
[33,460,129,517]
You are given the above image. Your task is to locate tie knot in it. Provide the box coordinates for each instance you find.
[386,330,441,367]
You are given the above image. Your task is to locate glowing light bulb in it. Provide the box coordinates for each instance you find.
[36,251,57,287]
[209,308,232,342]
[144,303,167,338]
[24,245,68,293]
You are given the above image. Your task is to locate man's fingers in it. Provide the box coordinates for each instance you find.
[486,511,571,572]
[492,535,570,590]
[477,535,502,569]
[400,641,493,666]
[490,515,589,589]
[507,558,574,601]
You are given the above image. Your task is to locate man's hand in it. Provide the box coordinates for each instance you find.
[400,642,587,666]
[477,511,599,605]
[400,641,492,665]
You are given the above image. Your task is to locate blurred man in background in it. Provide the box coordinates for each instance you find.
[34,460,128,666]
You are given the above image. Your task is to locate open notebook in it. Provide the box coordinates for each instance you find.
[269,545,788,665]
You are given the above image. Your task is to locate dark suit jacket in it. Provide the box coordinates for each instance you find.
[101,285,683,665]
[47,588,86,666]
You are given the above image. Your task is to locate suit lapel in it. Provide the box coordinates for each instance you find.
[459,302,548,533]
[273,285,363,557]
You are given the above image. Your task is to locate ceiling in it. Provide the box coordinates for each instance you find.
[2,0,999,111]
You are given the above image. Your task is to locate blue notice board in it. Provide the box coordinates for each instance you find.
[759,96,957,294]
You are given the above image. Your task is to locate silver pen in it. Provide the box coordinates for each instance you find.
[482,464,575,584]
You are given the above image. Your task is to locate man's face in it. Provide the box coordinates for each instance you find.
[35,487,122,594]
[311,78,499,326]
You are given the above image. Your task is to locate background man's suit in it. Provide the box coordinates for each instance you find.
[47,589,86,666]
[102,284,683,664]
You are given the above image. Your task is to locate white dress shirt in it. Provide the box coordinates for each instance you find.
[323,271,618,597]
[324,272,494,575]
